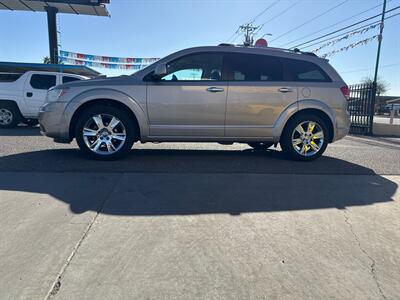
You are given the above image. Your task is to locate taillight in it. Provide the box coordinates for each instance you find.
[340,86,350,100]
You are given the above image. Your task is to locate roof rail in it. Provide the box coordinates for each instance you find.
[217,43,318,57]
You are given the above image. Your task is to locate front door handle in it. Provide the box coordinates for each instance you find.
[207,87,224,93]
[26,92,33,97]
[279,87,293,93]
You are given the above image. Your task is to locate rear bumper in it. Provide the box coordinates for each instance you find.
[39,102,71,143]
[333,110,351,142]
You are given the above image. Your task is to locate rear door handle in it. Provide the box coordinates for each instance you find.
[26,92,33,97]
[207,87,224,93]
[279,87,293,93]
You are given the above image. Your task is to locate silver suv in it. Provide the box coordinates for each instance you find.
[39,45,350,161]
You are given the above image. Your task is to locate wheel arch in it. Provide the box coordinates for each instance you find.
[274,99,336,143]
[69,99,144,140]
[0,99,23,116]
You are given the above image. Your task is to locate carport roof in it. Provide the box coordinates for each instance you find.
[0,61,101,77]
[0,0,109,16]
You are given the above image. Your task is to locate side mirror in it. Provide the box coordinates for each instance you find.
[154,63,167,78]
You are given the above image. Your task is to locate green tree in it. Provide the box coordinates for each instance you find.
[43,56,51,64]
[361,76,390,96]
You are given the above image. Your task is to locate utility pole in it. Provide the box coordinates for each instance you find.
[370,0,387,135]
[239,23,259,45]
[373,0,386,85]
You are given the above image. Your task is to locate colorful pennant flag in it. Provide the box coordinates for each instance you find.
[58,50,160,69]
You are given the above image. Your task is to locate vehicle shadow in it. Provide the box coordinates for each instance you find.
[0,147,382,174]
[0,126,41,136]
[0,148,397,216]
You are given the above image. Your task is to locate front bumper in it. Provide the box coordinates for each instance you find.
[39,102,71,143]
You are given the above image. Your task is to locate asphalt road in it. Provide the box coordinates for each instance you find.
[0,127,399,174]
[1,127,400,299]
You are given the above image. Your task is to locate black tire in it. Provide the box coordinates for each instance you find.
[24,119,39,127]
[247,142,273,150]
[75,105,136,160]
[0,103,21,128]
[280,113,329,161]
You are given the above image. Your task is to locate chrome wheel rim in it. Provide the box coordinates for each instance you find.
[291,121,324,157]
[0,108,13,125]
[83,114,126,155]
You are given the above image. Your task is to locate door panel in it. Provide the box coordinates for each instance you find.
[225,82,297,137]
[223,52,298,137]
[24,74,57,115]
[147,81,227,136]
[146,52,227,137]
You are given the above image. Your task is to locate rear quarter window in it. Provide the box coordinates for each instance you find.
[30,74,57,90]
[282,58,331,82]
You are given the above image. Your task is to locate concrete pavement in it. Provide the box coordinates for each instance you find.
[0,173,399,300]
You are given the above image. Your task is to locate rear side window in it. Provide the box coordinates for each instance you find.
[282,59,331,82]
[62,76,81,84]
[225,53,283,81]
[0,73,23,82]
[30,74,57,90]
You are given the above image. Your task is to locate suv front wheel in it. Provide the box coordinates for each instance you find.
[280,114,329,161]
[75,105,136,160]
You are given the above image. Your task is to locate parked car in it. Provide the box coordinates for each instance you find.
[39,45,350,161]
[0,71,87,128]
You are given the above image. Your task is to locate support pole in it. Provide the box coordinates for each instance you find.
[45,6,59,64]
[370,0,387,135]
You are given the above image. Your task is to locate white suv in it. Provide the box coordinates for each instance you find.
[0,71,87,127]
[39,45,351,161]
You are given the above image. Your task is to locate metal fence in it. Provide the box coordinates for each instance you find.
[348,83,375,135]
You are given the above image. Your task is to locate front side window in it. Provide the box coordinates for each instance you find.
[62,76,81,84]
[225,53,283,81]
[161,53,224,81]
[283,59,331,82]
[30,74,57,90]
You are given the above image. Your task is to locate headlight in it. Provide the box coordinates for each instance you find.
[46,88,69,103]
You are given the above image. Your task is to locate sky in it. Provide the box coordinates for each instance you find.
[0,0,399,95]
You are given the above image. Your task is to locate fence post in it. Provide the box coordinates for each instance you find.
[369,82,377,136]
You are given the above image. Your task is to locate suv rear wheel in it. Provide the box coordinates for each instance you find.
[75,105,136,160]
[0,103,21,128]
[280,114,329,161]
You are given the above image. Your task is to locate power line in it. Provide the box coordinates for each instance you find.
[249,0,280,23]
[270,0,350,43]
[341,62,400,74]
[226,0,280,43]
[303,10,400,51]
[253,0,302,36]
[226,28,240,43]
[279,1,390,48]
[291,5,400,49]
[303,21,381,50]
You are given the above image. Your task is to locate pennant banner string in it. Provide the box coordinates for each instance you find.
[312,23,380,53]
[59,50,160,65]
[320,35,379,58]
[59,57,150,70]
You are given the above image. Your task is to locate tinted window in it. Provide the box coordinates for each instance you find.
[30,74,57,90]
[62,76,81,84]
[161,53,223,81]
[283,59,331,82]
[0,73,23,82]
[225,53,283,81]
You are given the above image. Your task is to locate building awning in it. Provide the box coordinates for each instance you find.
[0,61,101,77]
[0,0,109,16]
